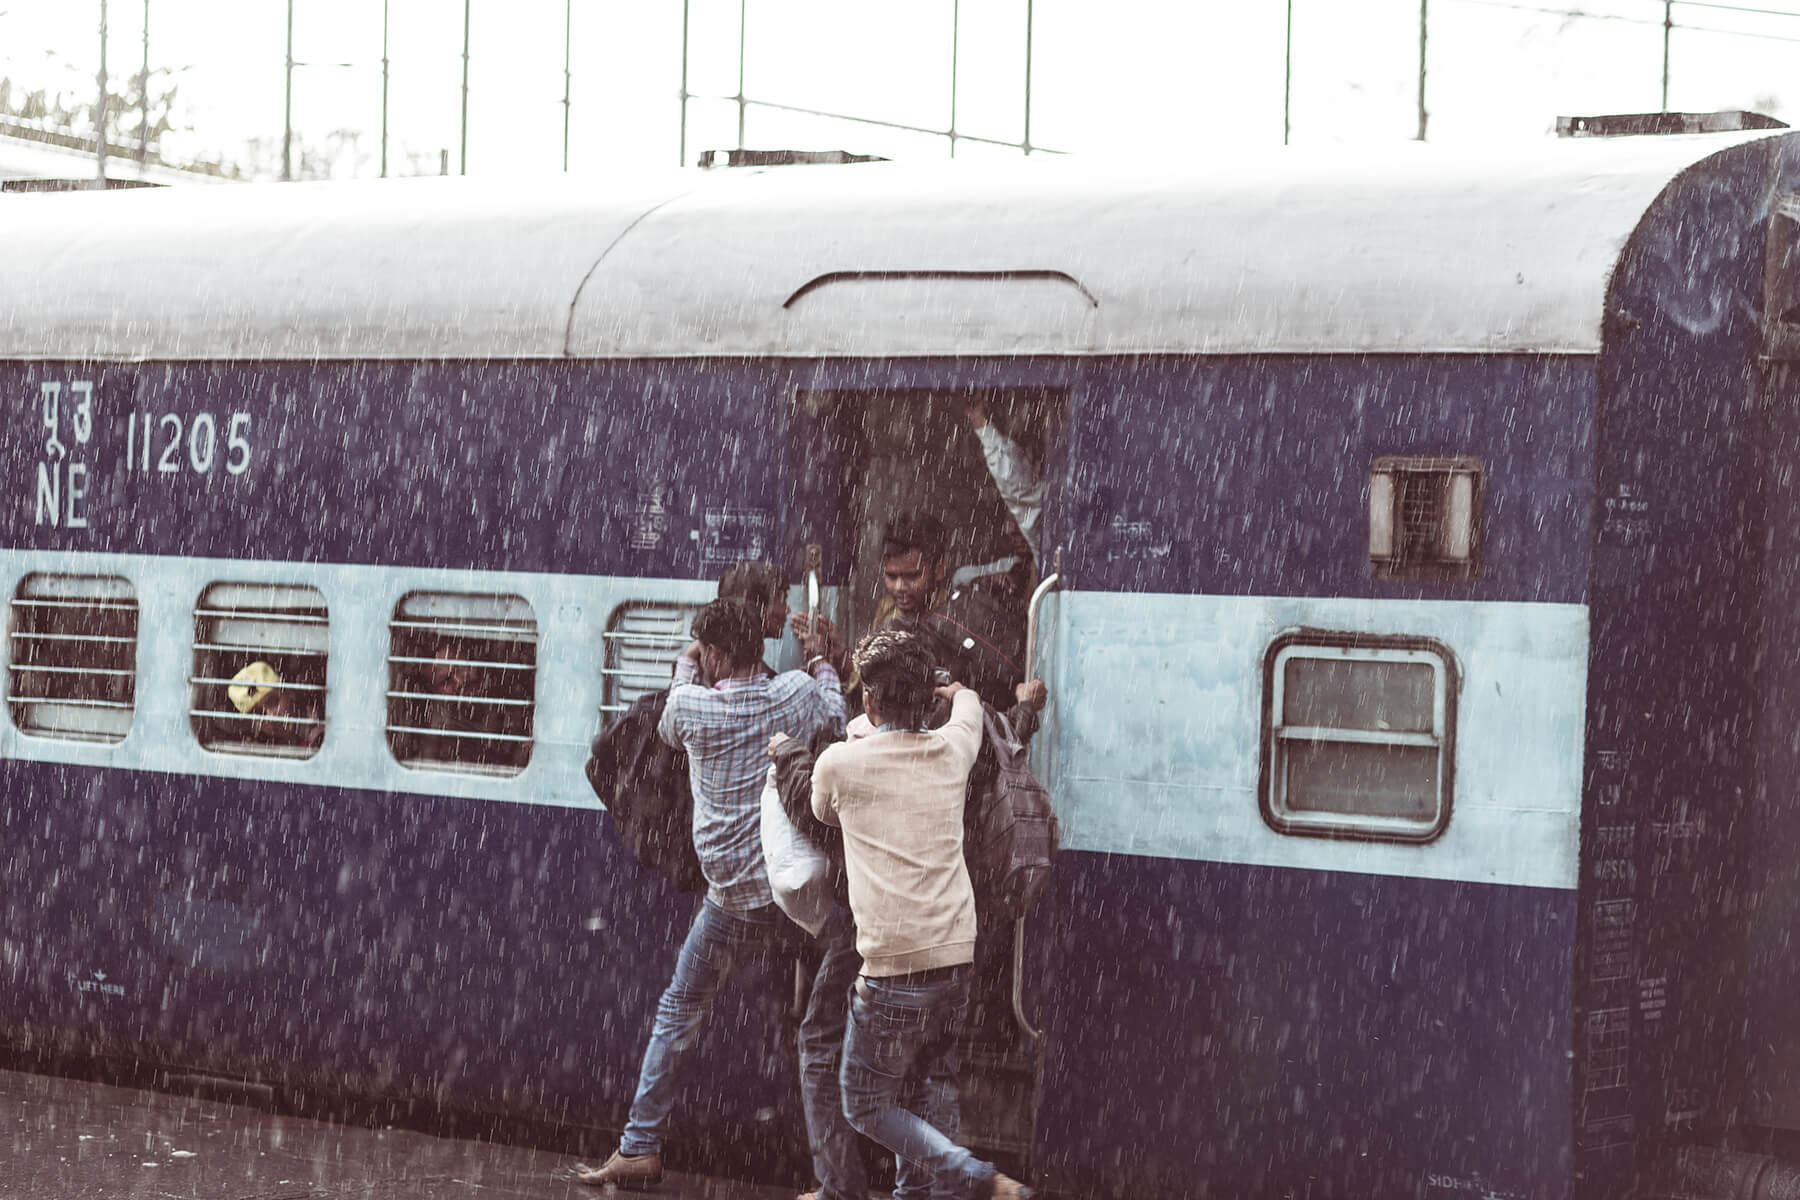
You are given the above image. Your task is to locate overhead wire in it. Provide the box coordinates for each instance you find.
[1445,0,1800,39]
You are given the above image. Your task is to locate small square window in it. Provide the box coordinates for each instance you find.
[601,601,705,723]
[1260,634,1455,842]
[191,582,328,758]
[7,573,138,744]
[1370,456,1482,580]
[387,592,537,776]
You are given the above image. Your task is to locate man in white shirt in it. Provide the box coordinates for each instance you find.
[811,631,1031,1200]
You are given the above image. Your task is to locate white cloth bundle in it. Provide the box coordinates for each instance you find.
[760,765,832,935]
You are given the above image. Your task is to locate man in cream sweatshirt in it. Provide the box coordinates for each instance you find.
[811,630,1029,1200]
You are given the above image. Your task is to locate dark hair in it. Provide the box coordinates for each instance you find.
[880,511,947,566]
[691,598,767,669]
[717,560,789,613]
[853,630,936,730]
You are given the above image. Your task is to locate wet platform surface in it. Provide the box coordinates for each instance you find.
[0,1067,801,1200]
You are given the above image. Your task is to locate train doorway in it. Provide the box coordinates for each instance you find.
[789,384,1066,1173]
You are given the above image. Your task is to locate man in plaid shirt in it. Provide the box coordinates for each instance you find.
[576,597,844,1191]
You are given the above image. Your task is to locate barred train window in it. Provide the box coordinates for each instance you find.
[190,582,328,758]
[602,601,705,722]
[387,592,537,775]
[1261,634,1455,842]
[7,574,138,744]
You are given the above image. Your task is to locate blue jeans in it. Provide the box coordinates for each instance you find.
[798,905,869,1200]
[619,900,785,1156]
[841,965,995,1200]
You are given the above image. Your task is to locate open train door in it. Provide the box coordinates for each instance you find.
[787,381,1068,1179]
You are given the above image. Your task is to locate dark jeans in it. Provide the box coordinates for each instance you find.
[619,900,788,1156]
[798,905,868,1200]
[841,965,996,1200]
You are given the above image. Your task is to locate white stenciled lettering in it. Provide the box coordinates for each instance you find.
[129,410,252,478]
[226,412,251,475]
[32,380,94,531]
[157,414,181,472]
[66,462,88,528]
[70,380,93,444]
[40,381,65,459]
[35,461,59,527]
[188,412,216,474]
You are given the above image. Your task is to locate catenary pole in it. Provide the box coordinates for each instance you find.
[138,0,149,169]
[1416,0,1429,141]
[460,0,471,174]
[1284,0,1293,145]
[949,0,960,158]
[1023,0,1034,155]
[1662,0,1673,110]
[679,0,689,166]
[96,0,109,186]
[736,0,747,150]
[380,0,389,177]
[282,0,293,180]
[562,0,572,171]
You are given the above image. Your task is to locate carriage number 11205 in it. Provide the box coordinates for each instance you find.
[125,410,252,476]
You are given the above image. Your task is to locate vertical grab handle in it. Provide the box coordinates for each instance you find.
[1012,546,1062,1044]
[804,543,822,626]
[1023,545,1062,677]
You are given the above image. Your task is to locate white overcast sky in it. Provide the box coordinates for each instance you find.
[4,0,1800,178]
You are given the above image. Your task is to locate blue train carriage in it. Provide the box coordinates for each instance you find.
[2,127,1799,1199]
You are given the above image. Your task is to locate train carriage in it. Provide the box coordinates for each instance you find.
[4,126,1800,1199]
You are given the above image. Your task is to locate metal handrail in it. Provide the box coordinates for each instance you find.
[11,664,135,676]
[6,694,133,711]
[390,618,537,638]
[385,690,535,708]
[194,641,326,657]
[11,598,138,612]
[1022,546,1062,677]
[194,608,327,624]
[1012,545,1062,1045]
[387,654,534,672]
[189,676,324,692]
[385,724,533,744]
[10,631,135,644]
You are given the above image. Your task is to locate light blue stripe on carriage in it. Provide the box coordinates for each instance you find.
[0,549,1587,890]
[1033,591,1587,891]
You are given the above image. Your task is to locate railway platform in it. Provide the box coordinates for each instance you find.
[0,1067,802,1200]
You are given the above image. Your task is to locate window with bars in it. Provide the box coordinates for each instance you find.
[1369,456,1482,580]
[190,582,328,758]
[386,592,537,775]
[601,601,705,721]
[1260,634,1455,842]
[7,574,138,744]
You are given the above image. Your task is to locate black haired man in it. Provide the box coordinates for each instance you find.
[809,630,1031,1200]
[574,597,843,1190]
[877,511,1045,720]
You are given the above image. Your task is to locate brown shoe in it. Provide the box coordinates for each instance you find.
[990,1174,1033,1200]
[572,1150,664,1190]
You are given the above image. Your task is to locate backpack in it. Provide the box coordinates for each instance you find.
[963,705,1059,922]
[585,690,705,893]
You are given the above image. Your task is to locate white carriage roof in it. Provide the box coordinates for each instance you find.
[0,130,1786,362]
